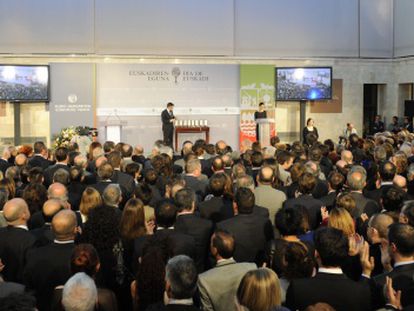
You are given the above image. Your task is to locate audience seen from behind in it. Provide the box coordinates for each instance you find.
[3,127,414,310]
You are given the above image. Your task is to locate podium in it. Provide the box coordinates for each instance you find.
[256,118,275,147]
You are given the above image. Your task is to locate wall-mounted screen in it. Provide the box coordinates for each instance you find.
[276,67,332,101]
[0,65,50,102]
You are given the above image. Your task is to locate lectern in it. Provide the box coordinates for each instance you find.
[256,118,275,147]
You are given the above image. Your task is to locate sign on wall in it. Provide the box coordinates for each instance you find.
[97,64,240,116]
[239,65,275,151]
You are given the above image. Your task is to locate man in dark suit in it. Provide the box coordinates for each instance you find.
[0,147,12,175]
[24,210,77,311]
[364,223,414,309]
[30,199,65,246]
[217,188,273,265]
[134,200,196,260]
[198,173,233,224]
[183,159,208,200]
[347,170,380,217]
[174,188,213,272]
[28,141,52,171]
[286,227,371,311]
[147,255,199,311]
[43,147,70,187]
[365,161,396,205]
[320,171,344,211]
[0,198,35,283]
[161,102,175,147]
[107,151,135,200]
[372,114,385,134]
[91,163,126,201]
[283,172,325,230]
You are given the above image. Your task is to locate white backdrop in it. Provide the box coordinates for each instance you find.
[97,64,240,152]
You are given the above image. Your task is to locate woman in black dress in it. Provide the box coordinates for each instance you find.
[254,102,267,141]
[302,118,319,146]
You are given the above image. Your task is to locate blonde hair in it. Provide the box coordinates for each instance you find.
[79,187,102,217]
[328,208,355,236]
[237,268,281,311]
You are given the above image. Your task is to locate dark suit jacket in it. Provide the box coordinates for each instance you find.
[24,242,75,311]
[30,223,54,247]
[184,175,207,200]
[283,194,324,230]
[43,163,70,187]
[134,228,196,260]
[217,214,273,265]
[286,272,371,311]
[175,214,213,272]
[365,184,393,205]
[252,204,270,219]
[161,109,174,128]
[28,155,52,171]
[320,191,337,211]
[111,170,135,199]
[198,196,234,224]
[147,303,200,311]
[0,226,35,283]
[67,181,86,211]
[0,158,12,174]
[371,263,414,308]
[0,280,25,299]
[348,191,380,218]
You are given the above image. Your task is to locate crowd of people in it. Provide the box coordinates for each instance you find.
[1,128,414,311]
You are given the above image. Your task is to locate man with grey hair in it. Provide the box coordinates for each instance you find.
[374,146,387,163]
[147,255,198,311]
[53,168,70,185]
[184,159,207,199]
[62,272,97,311]
[48,183,71,210]
[175,141,193,169]
[347,170,380,217]
[103,184,122,207]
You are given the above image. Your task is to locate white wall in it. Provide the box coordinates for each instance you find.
[94,0,234,55]
[0,0,401,58]
[394,0,414,57]
[360,0,393,58]
[0,0,94,53]
[235,0,359,57]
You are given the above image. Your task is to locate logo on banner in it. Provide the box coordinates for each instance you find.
[129,67,209,84]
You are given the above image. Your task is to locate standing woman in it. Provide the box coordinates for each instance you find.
[302,118,319,146]
[254,102,267,142]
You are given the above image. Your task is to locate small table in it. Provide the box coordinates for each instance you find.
[175,126,210,151]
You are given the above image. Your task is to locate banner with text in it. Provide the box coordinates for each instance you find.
[239,65,275,151]
[97,64,239,116]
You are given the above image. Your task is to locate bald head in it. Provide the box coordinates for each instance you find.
[15,153,27,166]
[52,210,77,241]
[43,199,65,221]
[48,183,68,202]
[341,150,353,164]
[258,166,274,184]
[347,171,366,191]
[133,145,144,156]
[3,198,30,225]
[369,213,394,240]
[95,156,107,169]
[394,175,407,190]
[74,155,88,169]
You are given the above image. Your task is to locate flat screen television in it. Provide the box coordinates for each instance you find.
[0,65,50,102]
[276,67,332,101]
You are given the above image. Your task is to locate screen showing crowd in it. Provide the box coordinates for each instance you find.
[276,67,332,101]
[0,65,49,101]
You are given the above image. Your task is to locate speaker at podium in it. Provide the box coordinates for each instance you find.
[256,118,275,147]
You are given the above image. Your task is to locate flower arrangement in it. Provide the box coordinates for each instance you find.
[53,126,92,149]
